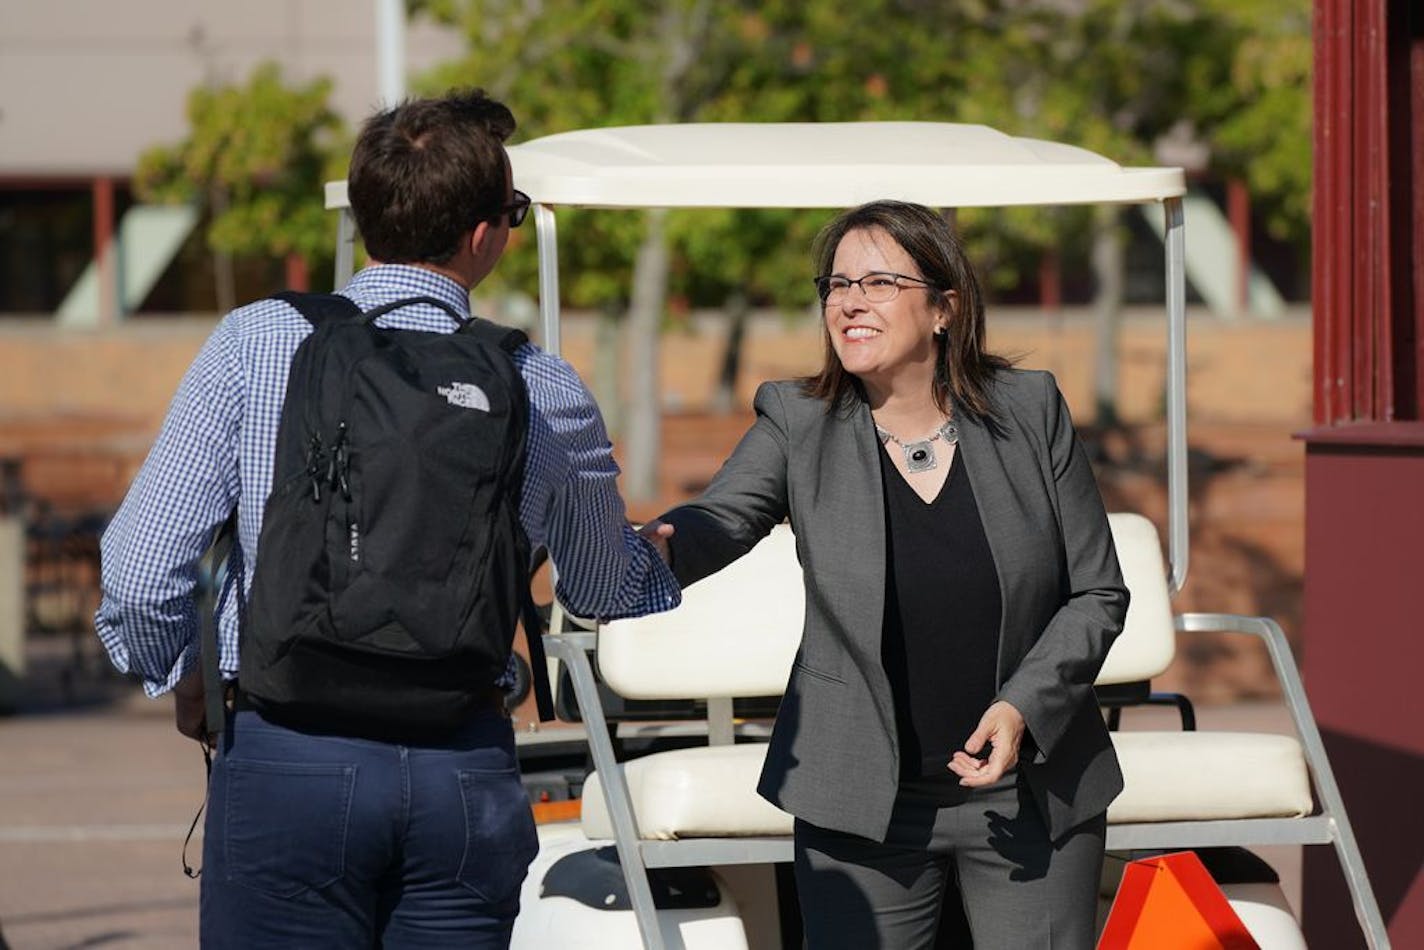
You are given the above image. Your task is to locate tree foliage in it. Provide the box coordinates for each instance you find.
[133,4,1312,305]
[410,0,1313,477]
[1195,0,1313,241]
[135,63,348,265]
[416,0,1311,308]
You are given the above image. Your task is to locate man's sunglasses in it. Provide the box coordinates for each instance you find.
[496,189,532,228]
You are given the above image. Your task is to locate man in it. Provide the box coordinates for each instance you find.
[95,89,680,947]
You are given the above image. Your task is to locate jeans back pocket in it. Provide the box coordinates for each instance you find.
[456,767,539,905]
[224,760,357,899]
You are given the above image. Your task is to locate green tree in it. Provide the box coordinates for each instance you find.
[414,0,998,496]
[418,0,834,498]
[416,0,1306,456]
[1196,0,1312,242]
[136,63,348,309]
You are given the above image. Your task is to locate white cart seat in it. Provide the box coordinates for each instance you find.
[1108,731,1313,824]
[580,729,1314,840]
[581,744,793,841]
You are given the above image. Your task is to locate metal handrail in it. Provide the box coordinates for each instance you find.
[1176,613,1390,949]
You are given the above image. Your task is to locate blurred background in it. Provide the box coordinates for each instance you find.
[4,1,1409,948]
[0,0,1312,707]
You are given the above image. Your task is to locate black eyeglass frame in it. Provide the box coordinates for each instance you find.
[494,189,532,228]
[813,270,939,304]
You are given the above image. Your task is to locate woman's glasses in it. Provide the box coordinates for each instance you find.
[814,271,937,305]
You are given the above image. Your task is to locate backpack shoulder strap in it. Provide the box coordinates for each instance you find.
[271,290,363,328]
[456,315,545,716]
[518,588,556,722]
[459,316,529,355]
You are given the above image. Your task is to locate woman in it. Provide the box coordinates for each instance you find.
[648,201,1128,948]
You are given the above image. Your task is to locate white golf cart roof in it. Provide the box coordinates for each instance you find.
[324,121,1188,590]
[325,121,1184,210]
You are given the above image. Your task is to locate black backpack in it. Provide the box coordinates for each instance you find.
[239,291,553,740]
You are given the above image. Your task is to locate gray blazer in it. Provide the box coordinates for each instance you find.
[662,369,1128,843]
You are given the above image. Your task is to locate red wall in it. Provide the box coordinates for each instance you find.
[1306,1,1424,945]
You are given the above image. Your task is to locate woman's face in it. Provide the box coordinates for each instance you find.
[824,227,948,393]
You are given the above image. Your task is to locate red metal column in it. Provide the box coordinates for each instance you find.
[91,176,117,324]
[284,253,310,293]
[1304,1,1423,946]
[1398,3,1423,416]
[1038,249,1061,315]
[1359,0,1390,419]
[1227,178,1250,316]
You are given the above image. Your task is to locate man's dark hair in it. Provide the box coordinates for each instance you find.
[348,89,516,265]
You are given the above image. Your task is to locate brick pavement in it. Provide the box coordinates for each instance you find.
[0,689,203,949]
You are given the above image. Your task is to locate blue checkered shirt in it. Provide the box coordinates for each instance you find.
[96,265,680,697]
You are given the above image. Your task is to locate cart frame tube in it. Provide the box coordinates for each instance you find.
[1164,196,1188,595]
[535,204,561,356]
[334,208,356,288]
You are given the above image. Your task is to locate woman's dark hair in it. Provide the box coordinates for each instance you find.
[803,200,1011,421]
[348,89,515,265]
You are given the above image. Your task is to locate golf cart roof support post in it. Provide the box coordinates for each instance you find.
[534,203,561,357]
[1164,196,1189,595]
[334,206,357,289]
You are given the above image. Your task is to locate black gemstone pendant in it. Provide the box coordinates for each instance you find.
[874,421,951,474]
[904,439,937,473]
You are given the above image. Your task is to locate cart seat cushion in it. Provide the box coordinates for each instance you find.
[580,744,794,841]
[1108,731,1313,823]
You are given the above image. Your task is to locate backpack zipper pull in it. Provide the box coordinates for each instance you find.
[332,422,352,501]
[305,433,324,503]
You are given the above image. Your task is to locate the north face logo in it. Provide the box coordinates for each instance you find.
[437,382,490,411]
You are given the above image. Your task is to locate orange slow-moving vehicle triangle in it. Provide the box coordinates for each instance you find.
[1099,851,1260,949]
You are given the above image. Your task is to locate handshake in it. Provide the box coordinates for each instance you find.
[635,519,675,565]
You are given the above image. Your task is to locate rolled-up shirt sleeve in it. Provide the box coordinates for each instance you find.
[515,346,681,620]
[95,318,242,696]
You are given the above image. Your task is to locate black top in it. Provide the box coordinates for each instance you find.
[878,445,1002,801]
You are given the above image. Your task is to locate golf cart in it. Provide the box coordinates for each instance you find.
[325,121,1389,949]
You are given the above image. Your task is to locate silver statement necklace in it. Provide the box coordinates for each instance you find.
[875,418,960,473]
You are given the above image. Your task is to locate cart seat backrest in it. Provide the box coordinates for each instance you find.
[1097,512,1177,685]
[596,515,1170,699]
[597,523,804,700]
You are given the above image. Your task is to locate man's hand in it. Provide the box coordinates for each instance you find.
[635,519,675,565]
[173,668,212,747]
[949,700,1025,787]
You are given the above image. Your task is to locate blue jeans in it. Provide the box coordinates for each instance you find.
[199,708,537,948]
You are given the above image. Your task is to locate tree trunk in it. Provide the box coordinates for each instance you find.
[594,303,623,438]
[210,185,236,314]
[620,0,708,498]
[624,207,669,502]
[712,290,750,414]
[1091,205,1125,428]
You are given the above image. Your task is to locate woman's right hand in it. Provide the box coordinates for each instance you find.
[950,700,1025,787]
[635,519,675,565]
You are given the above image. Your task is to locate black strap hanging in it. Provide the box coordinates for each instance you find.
[198,513,237,741]
[519,585,556,723]
[183,511,237,878]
